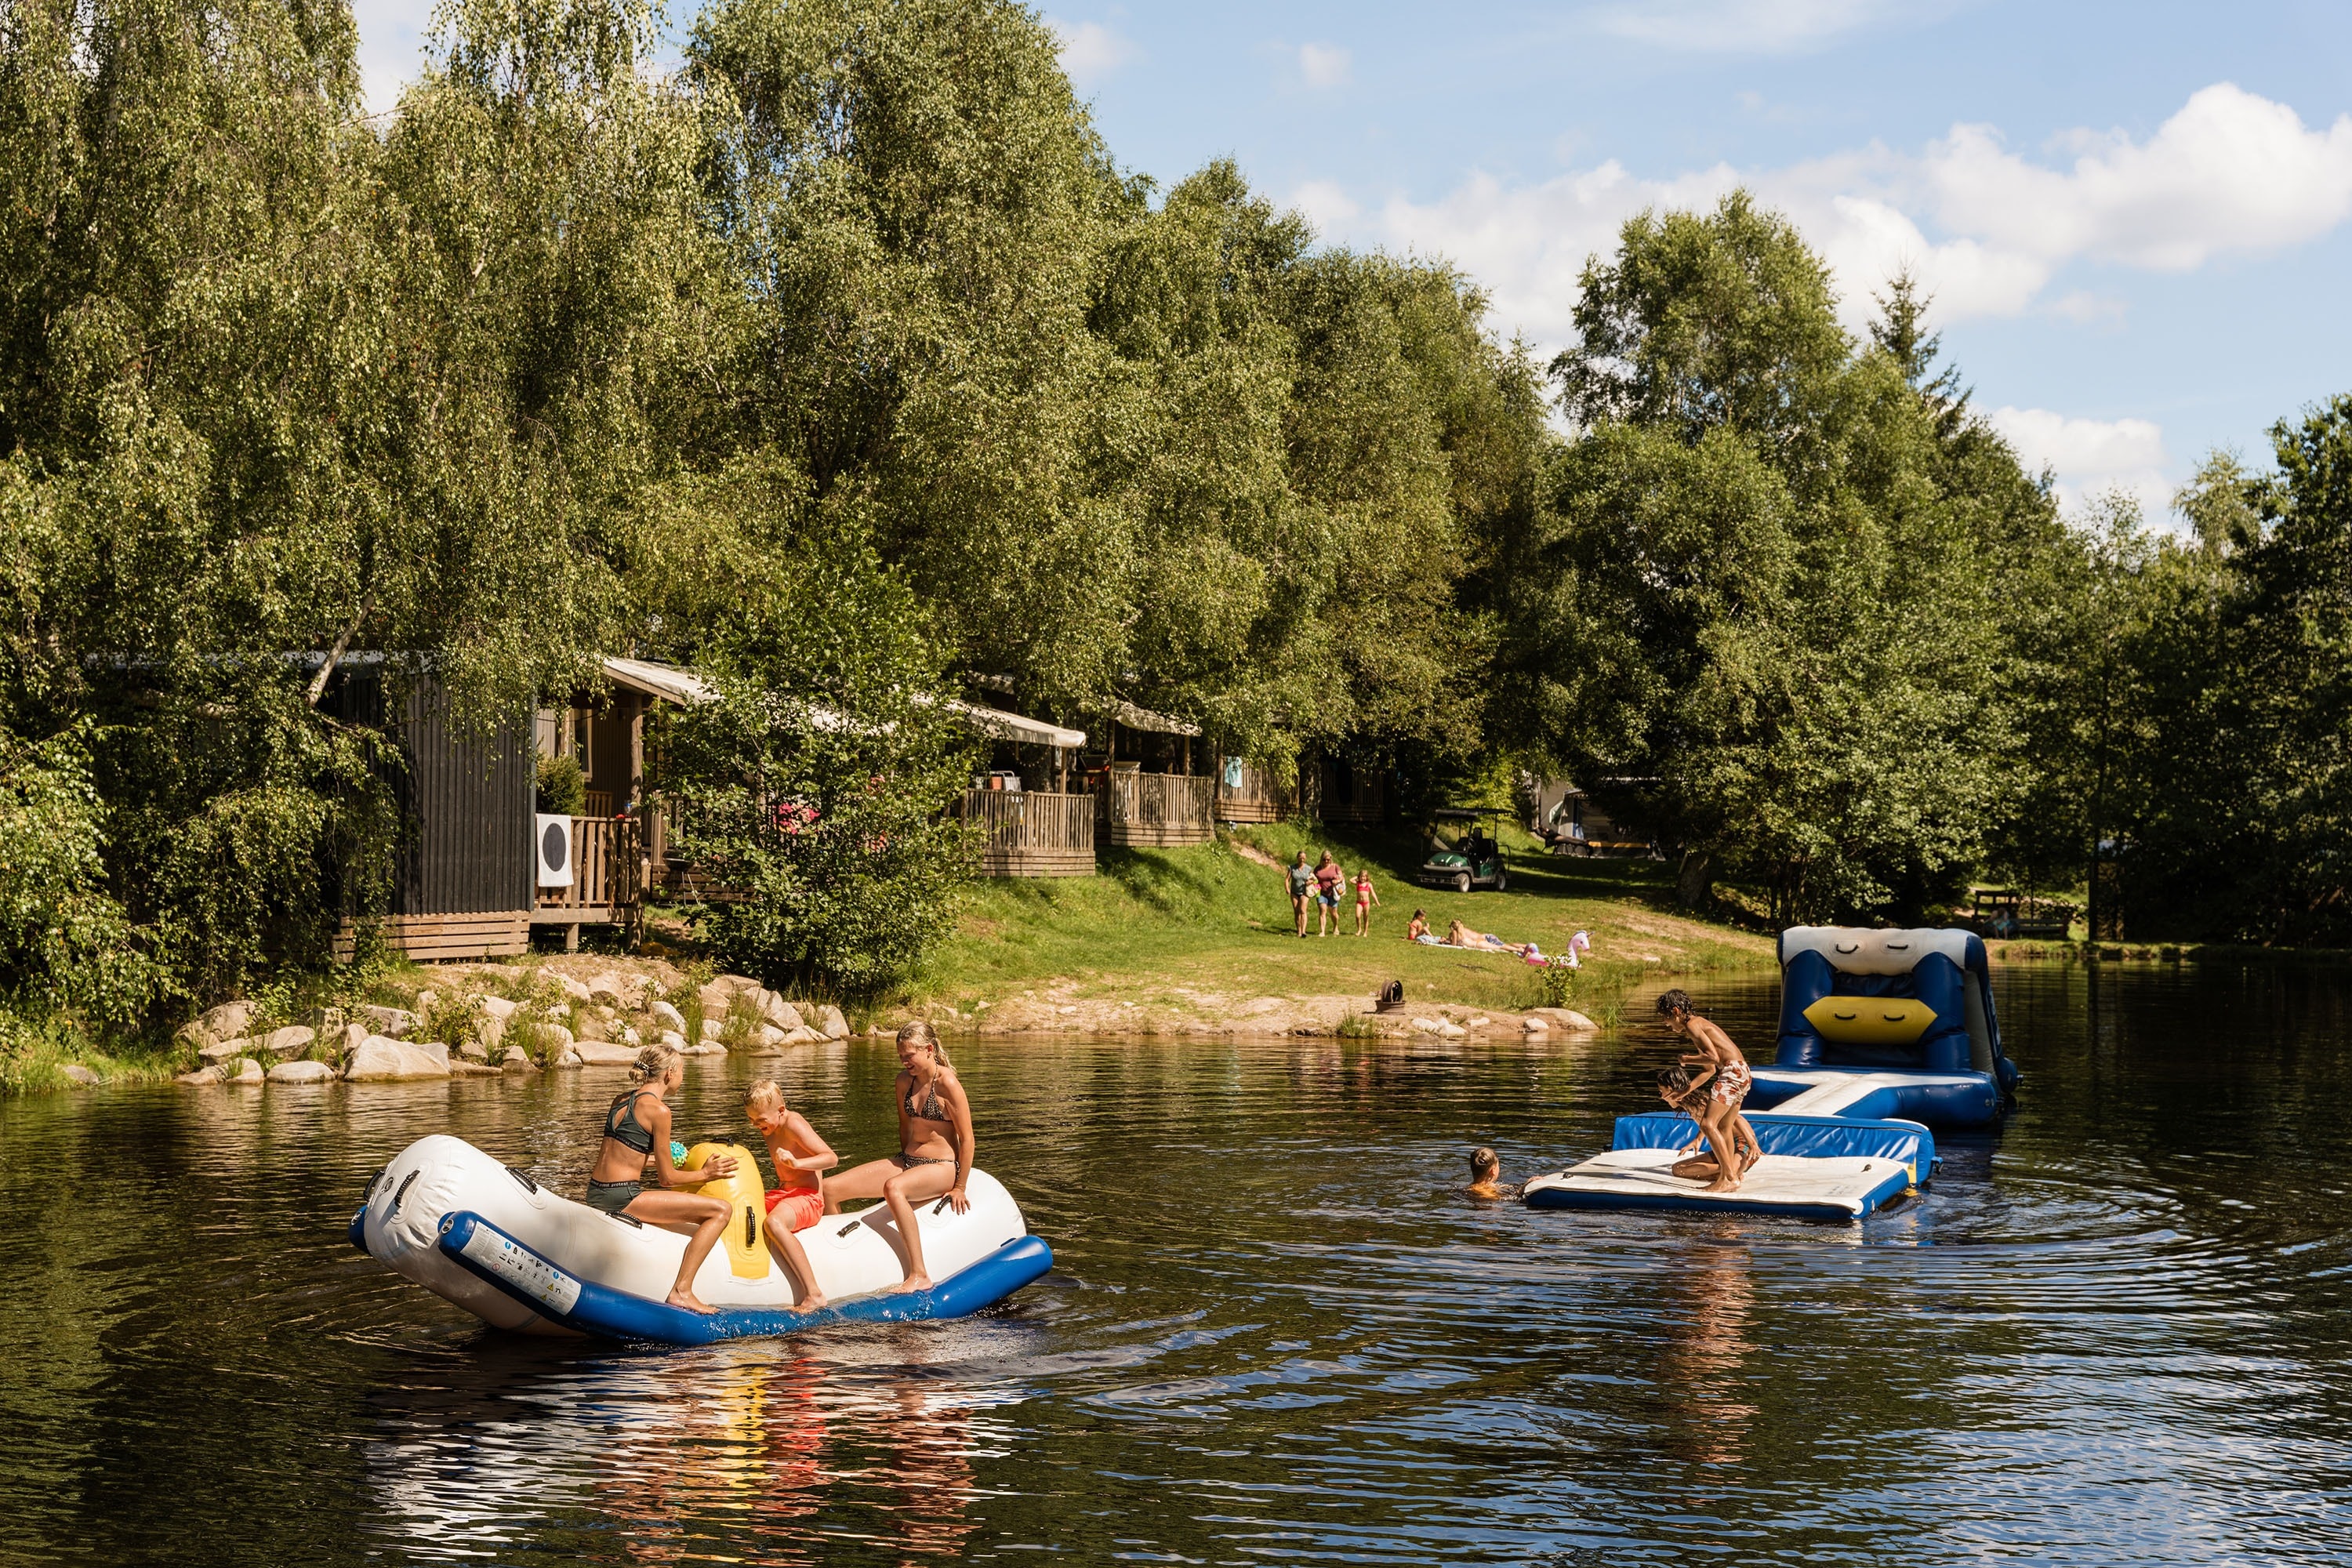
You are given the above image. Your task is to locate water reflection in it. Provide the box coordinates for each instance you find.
[5,962,2352,1566]
[1655,1236,1757,1468]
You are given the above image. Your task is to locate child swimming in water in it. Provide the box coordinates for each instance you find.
[1467,1146,1508,1199]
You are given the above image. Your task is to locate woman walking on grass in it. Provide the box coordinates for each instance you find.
[1313,852,1345,936]
[1287,851,1314,938]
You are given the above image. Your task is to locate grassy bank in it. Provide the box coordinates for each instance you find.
[898,820,1773,1030]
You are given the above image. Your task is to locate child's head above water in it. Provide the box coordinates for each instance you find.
[1468,1146,1500,1181]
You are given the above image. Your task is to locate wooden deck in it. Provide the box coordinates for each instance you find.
[335,912,532,961]
[1098,771,1214,848]
[958,789,1094,877]
[1216,759,1286,823]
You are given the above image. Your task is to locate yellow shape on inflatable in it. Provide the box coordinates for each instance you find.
[1802,994,1937,1047]
[684,1142,773,1279]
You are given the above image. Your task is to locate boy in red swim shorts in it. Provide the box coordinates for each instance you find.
[746,1079,838,1310]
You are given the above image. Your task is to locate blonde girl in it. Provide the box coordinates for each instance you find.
[586,1044,738,1313]
[745,1079,837,1311]
[824,1021,975,1293]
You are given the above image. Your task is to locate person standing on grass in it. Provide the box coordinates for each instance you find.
[1352,865,1380,935]
[1313,851,1345,936]
[1287,851,1315,938]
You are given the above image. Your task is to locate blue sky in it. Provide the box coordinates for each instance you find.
[351,0,2352,521]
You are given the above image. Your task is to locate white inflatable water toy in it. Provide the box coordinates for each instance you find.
[1521,1112,1933,1221]
[351,1134,1052,1345]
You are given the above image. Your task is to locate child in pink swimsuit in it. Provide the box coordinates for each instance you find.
[1352,869,1380,935]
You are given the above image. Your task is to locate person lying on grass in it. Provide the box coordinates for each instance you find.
[746,1078,837,1312]
[1444,919,1538,958]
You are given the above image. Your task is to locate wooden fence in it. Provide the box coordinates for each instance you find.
[1097,771,1214,848]
[958,789,1094,877]
[535,816,641,923]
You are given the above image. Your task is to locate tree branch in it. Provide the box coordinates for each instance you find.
[305,601,372,707]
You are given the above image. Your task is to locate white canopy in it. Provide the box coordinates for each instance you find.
[1109,699,1200,737]
[598,658,1084,747]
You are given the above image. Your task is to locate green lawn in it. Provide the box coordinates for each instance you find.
[900,820,1773,1024]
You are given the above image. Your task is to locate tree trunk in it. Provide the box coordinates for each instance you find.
[1675,848,1713,909]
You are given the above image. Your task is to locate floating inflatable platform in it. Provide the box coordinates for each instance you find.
[1522,1111,1936,1221]
[352,1134,1052,1345]
[1523,925,2014,1222]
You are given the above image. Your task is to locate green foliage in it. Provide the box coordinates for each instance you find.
[1497,191,2061,922]
[0,723,163,1029]
[536,754,587,815]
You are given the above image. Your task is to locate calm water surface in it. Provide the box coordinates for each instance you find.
[3,963,2350,1566]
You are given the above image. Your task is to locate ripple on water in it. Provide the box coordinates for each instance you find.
[2,964,2350,1565]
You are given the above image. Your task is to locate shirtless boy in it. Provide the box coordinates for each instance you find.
[746,1079,839,1310]
[1655,989,1762,1192]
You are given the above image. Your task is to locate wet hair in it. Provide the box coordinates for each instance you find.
[1655,989,1693,1019]
[745,1078,786,1115]
[1657,1065,1697,1098]
[896,1018,950,1066]
[1468,1146,1500,1178]
[625,1042,681,1087]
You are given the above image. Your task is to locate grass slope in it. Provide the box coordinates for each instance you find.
[906,819,1772,1025]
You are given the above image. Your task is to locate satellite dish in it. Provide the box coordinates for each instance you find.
[535,813,574,888]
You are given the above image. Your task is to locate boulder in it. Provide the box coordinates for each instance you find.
[474,1014,506,1053]
[815,1004,850,1040]
[1437,1022,1468,1039]
[458,1035,491,1063]
[1525,1007,1599,1034]
[543,1023,575,1053]
[656,1029,688,1053]
[746,1025,785,1054]
[198,1036,253,1064]
[1522,1018,1549,1034]
[358,1004,418,1038]
[267,1059,336,1084]
[499,1046,535,1072]
[343,1036,452,1081]
[754,990,803,1031]
[649,1000,686,1031]
[782,1025,823,1047]
[334,1022,370,1059]
[60,1063,100,1088]
[699,1018,721,1040]
[695,1042,728,1057]
[299,1004,346,1033]
[226,1057,265,1084]
[199,1000,256,1042]
[1410,1017,1443,1034]
[477,995,518,1021]
[715,973,760,993]
[554,1048,583,1069]
[572,1040,641,1066]
[619,1025,642,1047]
[259,1025,315,1060]
[415,989,440,1014]
[176,1066,223,1086]
[451,1061,503,1077]
[555,975,593,1003]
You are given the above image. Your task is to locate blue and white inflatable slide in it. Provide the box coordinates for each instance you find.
[1523,927,2019,1221]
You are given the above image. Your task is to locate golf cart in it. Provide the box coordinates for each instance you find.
[1417,808,1508,894]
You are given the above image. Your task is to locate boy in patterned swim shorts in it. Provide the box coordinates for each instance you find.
[1656,989,1760,1192]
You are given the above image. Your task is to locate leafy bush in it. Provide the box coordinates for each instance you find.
[536,754,587,816]
[0,724,164,1032]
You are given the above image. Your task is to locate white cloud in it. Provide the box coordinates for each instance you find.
[1050,17,1139,88]
[351,0,433,118]
[1308,82,2352,358]
[1588,0,1921,53]
[1298,42,1352,89]
[1988,406,2174,521]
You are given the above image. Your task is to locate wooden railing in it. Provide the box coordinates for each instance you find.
[538,816,641,913]
[583,789,615,818]
[956,789,1094,877]
[1096,771,1214,847]
[1215,759,1286,824]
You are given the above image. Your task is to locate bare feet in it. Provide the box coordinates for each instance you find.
[798,1293,829,1312]
[666,1287,717,1314]
[891,1273,935,1294]
[1703,1177,1741,1194]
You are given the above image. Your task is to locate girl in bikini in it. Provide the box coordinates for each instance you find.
[823,1021,975,1292]
[585,1044,739,1312]
[1352,866,1380,935]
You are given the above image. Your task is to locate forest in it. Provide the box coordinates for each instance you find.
[5,0,2352,1046]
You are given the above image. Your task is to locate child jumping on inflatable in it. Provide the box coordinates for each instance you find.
[1656,989,1760,1192]
[746,1079,839,1311]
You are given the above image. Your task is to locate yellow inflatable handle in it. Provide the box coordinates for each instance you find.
[683,1142,772,1279]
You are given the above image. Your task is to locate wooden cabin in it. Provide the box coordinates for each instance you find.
[1083,702,1214,848]
[949,702,1095,877]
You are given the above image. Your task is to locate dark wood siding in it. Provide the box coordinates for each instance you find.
[326,666,534,916]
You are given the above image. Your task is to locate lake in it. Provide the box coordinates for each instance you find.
[2,960,2347,1565]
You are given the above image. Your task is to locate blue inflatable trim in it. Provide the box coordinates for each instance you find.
[1609,1110,1938,1174]
[434,1211,1054,1345]
[347,1207,368,1254]
[1744,1067,2000,1129]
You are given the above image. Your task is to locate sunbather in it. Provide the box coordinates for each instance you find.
[1444,919,1537,958]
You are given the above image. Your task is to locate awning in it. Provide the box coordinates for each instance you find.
[601,658,1082,746]
[944,699,1086,750]
[1109,699,1200,738]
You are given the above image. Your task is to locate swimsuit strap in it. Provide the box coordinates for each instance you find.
[604,1087,658,1154]
[903,1073,951,1123]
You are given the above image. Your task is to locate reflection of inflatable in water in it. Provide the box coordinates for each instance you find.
[1523,927,2020,1221]
[353,1134,1053,1345]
